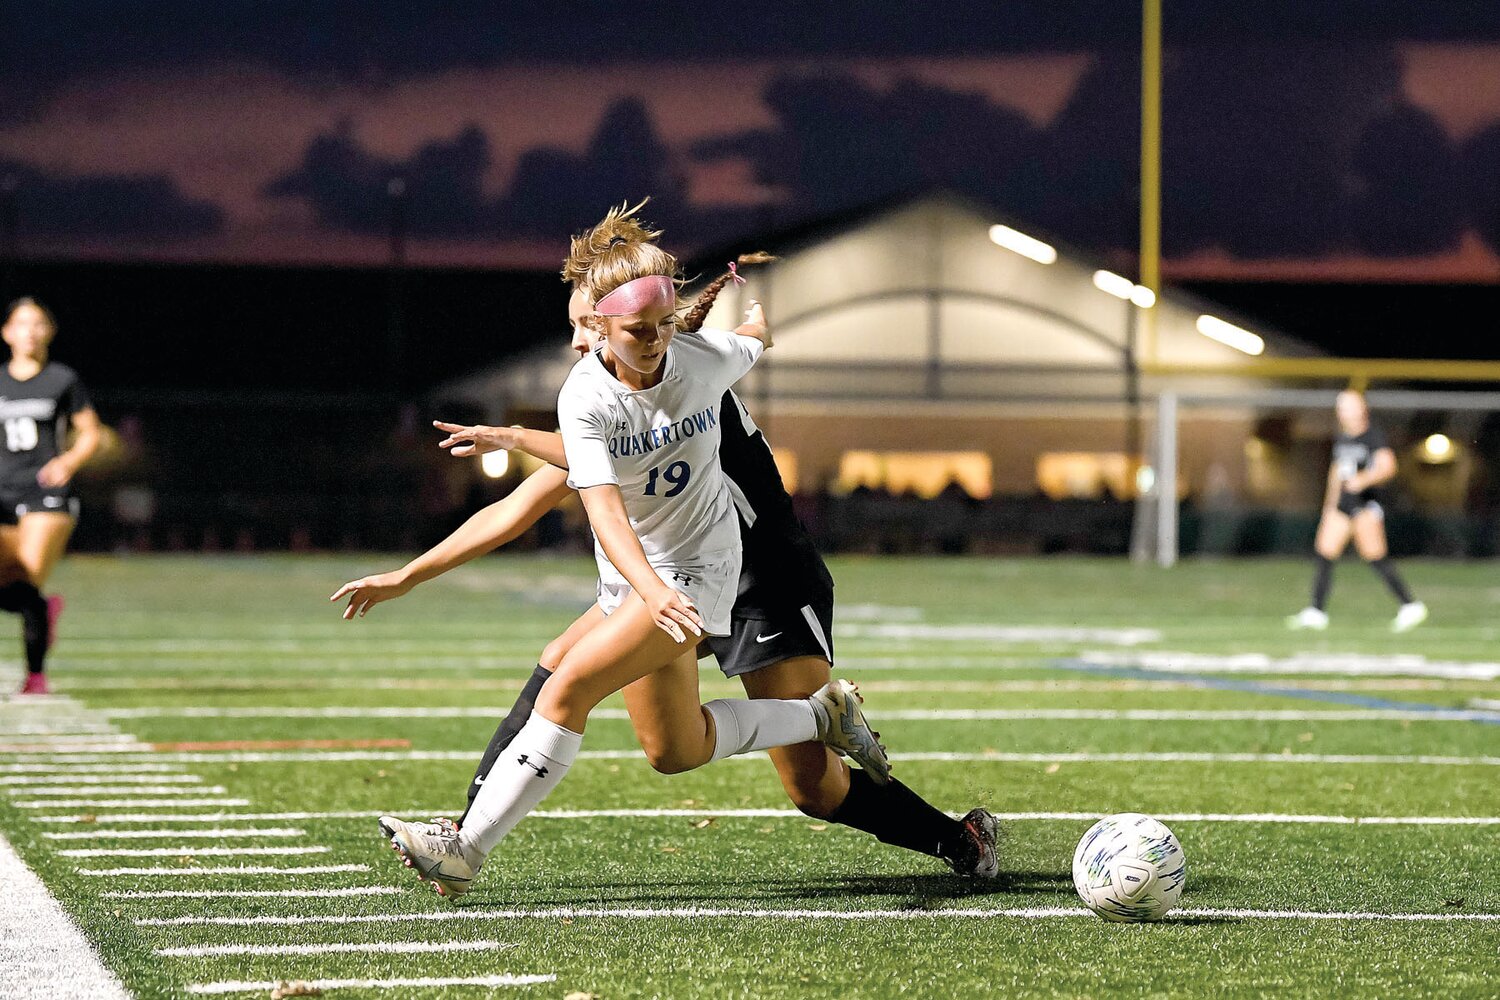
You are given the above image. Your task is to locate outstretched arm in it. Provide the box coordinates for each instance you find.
[331,464,572,619]
[577,483,703,643]
[433,421,569,470]
[732,301,771,350]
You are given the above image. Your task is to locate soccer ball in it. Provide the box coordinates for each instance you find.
[1072,813,1186,922]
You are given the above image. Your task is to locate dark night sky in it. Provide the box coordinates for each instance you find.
[4,3,1500,279]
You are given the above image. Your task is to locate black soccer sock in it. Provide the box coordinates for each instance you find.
[1311,555,1334,612]
[1367,558,1415,605]
[827,769,967,863]
[458,664,553,825]
[0,581,49,674]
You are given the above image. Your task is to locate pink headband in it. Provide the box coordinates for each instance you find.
[593,275,675,316]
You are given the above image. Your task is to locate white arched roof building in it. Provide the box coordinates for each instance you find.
[441,192,1320,502]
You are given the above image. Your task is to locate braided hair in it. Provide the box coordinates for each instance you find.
[681,252,776,333]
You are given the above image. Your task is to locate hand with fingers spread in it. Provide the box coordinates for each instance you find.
[330,570,415,620]
[642,583,704,645]
[433,420,519,458]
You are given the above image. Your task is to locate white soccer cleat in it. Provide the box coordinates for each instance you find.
[811,678,891,785]
[1286,607,1329,631]
[378,815,478,899]
[1392,602,1429,634]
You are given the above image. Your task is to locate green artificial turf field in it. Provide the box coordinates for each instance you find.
[1,554,1497,999]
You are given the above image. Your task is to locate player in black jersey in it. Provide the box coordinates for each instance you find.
[0,299,103,693]
[1288,390,1427,633]
[334,260,999,878]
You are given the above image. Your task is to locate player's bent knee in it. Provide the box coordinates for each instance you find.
[638,737,708,775]
[538,636,571,671]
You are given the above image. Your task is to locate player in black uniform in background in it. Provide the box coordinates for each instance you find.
[1,299,103,693]
[335,258,999,877]
[1288,390,1427,633]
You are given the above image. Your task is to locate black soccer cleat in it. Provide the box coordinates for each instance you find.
[943,808,1002,879]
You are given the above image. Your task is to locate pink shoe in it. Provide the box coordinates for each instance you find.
[20,673,49,695]
[46,594,64,651]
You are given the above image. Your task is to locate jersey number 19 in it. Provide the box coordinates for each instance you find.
[644,461,691,498]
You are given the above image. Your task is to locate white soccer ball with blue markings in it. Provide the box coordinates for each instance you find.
[1072,813,1186,922]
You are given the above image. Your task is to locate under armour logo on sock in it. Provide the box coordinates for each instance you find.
[516,753,549,778]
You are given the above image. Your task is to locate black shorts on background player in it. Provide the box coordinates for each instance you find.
[0,486,79,525]
[1332,422,1388,518]
[0,362,91,521]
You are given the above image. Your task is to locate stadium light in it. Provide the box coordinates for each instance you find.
[1420,433,1456,464]
[1093,270,1156,308]
[989,225,1057,264]
[480,450,510,478]
[1195,314,1265,356]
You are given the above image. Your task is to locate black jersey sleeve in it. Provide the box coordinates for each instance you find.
[1363,422,1389,455]
[60,370,93,416]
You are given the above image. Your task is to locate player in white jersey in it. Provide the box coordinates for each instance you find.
[344,204,888,898]
[340,253,998,888]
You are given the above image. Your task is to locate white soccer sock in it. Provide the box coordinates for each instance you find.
[704,698,820,763]
[460,711,582,859]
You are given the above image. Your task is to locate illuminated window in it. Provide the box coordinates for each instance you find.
[1036,453,1141,500]
[772,449,799,493]
[836,452,992,499]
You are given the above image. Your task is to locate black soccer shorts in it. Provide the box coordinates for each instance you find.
[707,590,835,678]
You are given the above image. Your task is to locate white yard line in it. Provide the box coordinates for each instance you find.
[9,785,228,795]
[161,939,512,958]
[78,863,367,876]
[138,905,1500,928]
[44,828,306,840]
[100,886,403,899]
[10,749,1499,766]
[60,846,328,858]
[16,798,251,808]
[0,763,187,774]
[1081,650,1500,680]
[0,774,203,785]
[838,623,1161,645]
[92,705,1500,722]
[0,833,131,999]
[185,974,556,996]
[28,809,1500,826]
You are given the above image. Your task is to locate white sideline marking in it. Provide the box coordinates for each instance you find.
[45,828,306,840]
[93,705,1500,722]
[29,809,1500,827]
[838,623,1161,645]
[138,905,1500,928]
[60,846,328,858]
[17,798,251,808]
[8,785,227,795]
[101,886,403,899]
[162,938,512,958]
[1472,699,1500,711]
[185,974,556,995]
[11,749,1500,767]
[1081,650,1500,680]
[79,863,368,876]
[0,774,203,785]
[0,833,130,999]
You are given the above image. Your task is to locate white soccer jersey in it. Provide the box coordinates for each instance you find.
[557,327,764,580]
